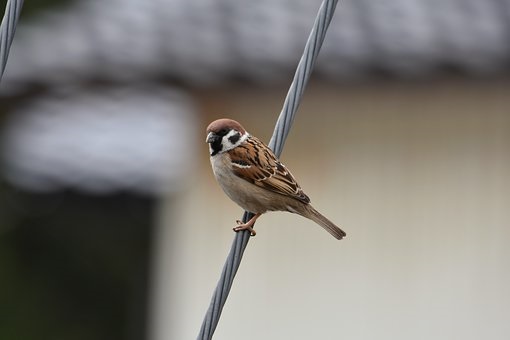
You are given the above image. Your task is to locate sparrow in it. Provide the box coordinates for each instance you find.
[206,118,346,240]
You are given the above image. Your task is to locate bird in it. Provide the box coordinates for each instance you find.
[206,118,346,240]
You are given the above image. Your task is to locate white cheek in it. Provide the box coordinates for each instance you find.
[222,137,236,151]
[213,131,249,154]
[224,131,249,151]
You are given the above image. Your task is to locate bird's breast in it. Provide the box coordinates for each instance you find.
[209,153,272,214]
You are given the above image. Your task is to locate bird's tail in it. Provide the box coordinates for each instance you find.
[302,205,346,240]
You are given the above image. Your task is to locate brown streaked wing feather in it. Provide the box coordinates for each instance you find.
[228,136,310,204]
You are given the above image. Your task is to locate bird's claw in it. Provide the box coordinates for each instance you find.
[233,224,256,236]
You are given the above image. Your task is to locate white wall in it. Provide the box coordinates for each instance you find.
[150,80,510,340]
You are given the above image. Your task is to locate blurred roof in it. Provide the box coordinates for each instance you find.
[2,86,197,194]
[4,0,510,89]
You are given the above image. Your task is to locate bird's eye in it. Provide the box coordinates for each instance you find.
[218,129,228,136]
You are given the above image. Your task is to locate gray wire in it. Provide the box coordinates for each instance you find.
[0,0,23,82]
[269,0,338,157]
[197,0,339,339]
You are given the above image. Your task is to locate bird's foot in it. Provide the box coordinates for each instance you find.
[233,219,257,236]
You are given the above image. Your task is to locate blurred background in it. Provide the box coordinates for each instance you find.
[1,0,509,339]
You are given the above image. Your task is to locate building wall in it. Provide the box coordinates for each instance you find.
[150,79,510,340]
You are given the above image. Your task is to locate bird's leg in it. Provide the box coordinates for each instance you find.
[234,213,261,236]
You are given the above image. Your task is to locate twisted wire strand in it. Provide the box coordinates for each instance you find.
[0,0,24,82]
[198,0,339,339]
[269,0,337,156]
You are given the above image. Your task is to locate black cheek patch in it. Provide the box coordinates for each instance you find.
[228,133,240,144]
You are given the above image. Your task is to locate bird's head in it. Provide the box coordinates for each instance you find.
[206,118,248,156]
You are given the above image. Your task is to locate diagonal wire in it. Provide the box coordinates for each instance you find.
[0,0,24,82]
[197,0,339,339]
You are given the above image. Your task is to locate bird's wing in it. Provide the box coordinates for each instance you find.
[227,136,310,204]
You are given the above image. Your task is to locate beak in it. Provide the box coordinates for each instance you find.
[206,132,216,143]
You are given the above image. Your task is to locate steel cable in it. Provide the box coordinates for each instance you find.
[0,0,23,82]
[197,0,339,339]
